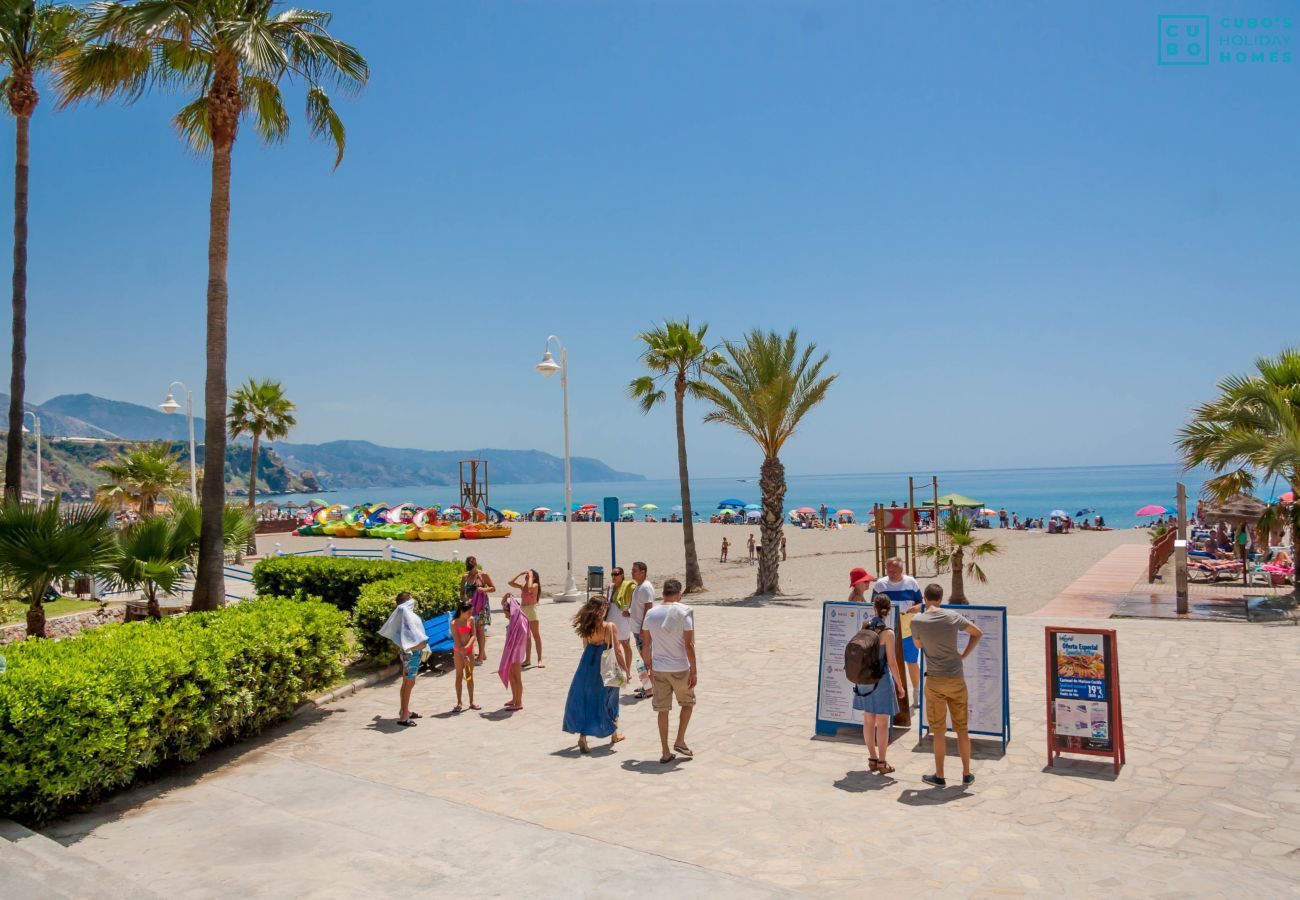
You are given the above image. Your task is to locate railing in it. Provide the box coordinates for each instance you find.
[1149,528,1178,583]
[265,539,441,564]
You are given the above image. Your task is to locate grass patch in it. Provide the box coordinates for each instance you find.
[2,598,120,627]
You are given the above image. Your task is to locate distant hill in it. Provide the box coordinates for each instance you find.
[0,393,642,489]
[271,440,644,489]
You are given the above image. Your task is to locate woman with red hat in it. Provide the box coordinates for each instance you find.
[847,567,874,602]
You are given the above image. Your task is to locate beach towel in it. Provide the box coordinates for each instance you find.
[498,596,528,686]
[471,588,489,619]
[378,599,428,652]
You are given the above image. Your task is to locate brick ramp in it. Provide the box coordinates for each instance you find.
[1029,542,1149,618]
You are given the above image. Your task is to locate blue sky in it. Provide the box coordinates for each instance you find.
[8,0,1299,479]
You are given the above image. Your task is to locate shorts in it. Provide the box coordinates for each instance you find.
[609,610,632,642]
[925,675,969,734]
[521,604,538,622]
[633,631,645,653]
[902,635,919,665]
[651,670,695,711]
[400,648,422,680]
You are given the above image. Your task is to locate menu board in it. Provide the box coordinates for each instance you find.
[1047,628,1124,768]
[918,605,1010,746]
[814,602,899,735]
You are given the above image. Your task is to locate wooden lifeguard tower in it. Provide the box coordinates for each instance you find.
[872,475,941,577]
[459,459,489,518]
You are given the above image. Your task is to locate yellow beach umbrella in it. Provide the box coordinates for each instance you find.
[641,503,658,510]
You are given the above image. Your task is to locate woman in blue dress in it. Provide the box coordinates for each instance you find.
[563,596,627,753]
[854,594,907,774]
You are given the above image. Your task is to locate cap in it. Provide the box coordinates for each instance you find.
[849,567,874,586]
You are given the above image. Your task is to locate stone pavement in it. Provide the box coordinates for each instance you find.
[41,598,1300,897]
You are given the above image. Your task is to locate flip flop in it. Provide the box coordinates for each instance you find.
[659,753,677,764]
[673,744,694,758]
[537,661,546,668]
[396,719,417,727]
[452,704,463,713]
[469,704,482,710]
[407,712,422,719]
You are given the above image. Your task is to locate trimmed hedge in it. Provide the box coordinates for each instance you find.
[0,598,347,822]
[250,556,465,660]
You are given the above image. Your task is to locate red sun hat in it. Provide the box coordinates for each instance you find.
[849,567,874,586]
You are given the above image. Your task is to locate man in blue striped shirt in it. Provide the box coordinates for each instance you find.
[871,557,923,705]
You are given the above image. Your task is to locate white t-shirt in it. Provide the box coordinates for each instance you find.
[631,579,655,630]
[643,602,694,673]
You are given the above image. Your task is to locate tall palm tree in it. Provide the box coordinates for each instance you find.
[919,512,1000,602]
[628,320,721,593]
[0,1,80,500]
[227,377,296,509]
[58,1,367,610]
[1177,348,1300,584]
[94,442,186,516]
[0,498,114,638]
[697,329,836,595]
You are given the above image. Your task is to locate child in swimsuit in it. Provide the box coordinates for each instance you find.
[453,601,480,711]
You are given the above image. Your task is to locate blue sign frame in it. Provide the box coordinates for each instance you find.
[916,604,1011,751]
[814,600,899,736]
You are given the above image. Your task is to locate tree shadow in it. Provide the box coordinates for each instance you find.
[686,593,816,608]
[833,770,896,793]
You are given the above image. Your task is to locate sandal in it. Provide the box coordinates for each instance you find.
[469,703,482,710]
[659,753,677,764]
[877,761,895,775]
[868,757,880,772]
[396,718,417,727]
[673,744,694,758]
[578,737,590,754]
[503,703,522,711]
[407,712,422,719]
[452,704,463,713]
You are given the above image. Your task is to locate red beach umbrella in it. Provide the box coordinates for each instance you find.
[1135,505,1169,516]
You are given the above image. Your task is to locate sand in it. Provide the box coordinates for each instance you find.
[260,521,1148,615]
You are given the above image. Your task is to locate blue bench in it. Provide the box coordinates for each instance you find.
[421,613,454,655]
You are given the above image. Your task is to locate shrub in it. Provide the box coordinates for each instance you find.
[251,556,414,611]
[0,598,347,822]
[352,563,463,660]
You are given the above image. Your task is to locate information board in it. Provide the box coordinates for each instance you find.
[1046,627,1125,772]
[917,605,1011,750]
[814,601,900,735]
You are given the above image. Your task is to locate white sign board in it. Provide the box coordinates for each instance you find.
[815,601,899,735]
[919,605,1009,743]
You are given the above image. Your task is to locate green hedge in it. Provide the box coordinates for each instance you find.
[0,598,347,822]
[250,556,466,660]
[251,556,415,611]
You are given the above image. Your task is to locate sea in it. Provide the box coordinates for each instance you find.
[265,462,1252,529]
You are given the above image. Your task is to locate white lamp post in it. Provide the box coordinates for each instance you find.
[536,336,585,603]
[160,382,198,502]
[21,411,40,505]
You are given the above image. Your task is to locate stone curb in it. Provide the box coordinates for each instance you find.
[294,664,399,716]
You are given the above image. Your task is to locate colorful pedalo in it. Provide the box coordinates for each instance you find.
[294,503,512,540]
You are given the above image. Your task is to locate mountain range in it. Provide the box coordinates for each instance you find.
[3,393,642,490]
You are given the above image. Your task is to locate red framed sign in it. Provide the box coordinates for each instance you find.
[1045,627,1125,773]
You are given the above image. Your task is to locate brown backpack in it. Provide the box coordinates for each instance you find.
[844,620,887,685]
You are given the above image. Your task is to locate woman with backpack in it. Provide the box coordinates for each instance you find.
[854,594,907,774]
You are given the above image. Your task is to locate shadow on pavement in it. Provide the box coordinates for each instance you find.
[1042,759,1121,781]
[908,737,1007,760]
[620,758,688,774]
[833,770,896,793]
[897,786,973,806]
[479,707,518,721]
[365,716,417,734]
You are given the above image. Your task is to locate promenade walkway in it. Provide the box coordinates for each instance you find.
[1029,543,1149,618]
[38,601,1300,897]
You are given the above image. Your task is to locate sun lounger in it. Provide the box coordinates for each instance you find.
[1189,559,1244,583]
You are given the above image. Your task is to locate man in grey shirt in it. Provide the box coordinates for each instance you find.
[910,583,983,787]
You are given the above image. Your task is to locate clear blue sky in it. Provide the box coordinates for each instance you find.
[8,0,1299,479]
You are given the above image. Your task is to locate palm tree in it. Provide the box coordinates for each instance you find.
[108,493,253,618]
[94,442,186,516]
[0,498,114,638]
[919,512,1000,602]
[628,320,721,593]
[697,329,836,595]
[227,378,296,509]
[1177,348,1300,584]
[58,1,367,610]
[0,1,81,500]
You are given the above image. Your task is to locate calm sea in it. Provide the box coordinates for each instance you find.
[267,463,1240,529]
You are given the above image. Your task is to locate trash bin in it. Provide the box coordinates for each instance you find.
[587,565,604,593]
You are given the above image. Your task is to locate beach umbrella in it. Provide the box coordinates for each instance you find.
[719,509,736,517]
[1135,505,1169,516]
[641,503,658,510]
[922,493,983,508]
[837,509,855,516]
[531,506,551,513]
[795,506,815,514]
[718,498,745,509]
[580,503,597,511]
[1279,492,1295,504]
[746,510,761,519]
[622,502,637,509]
[977,508,997,517]
[672,505,683,512]
[1075,508,1096,517]
[1049,509,1069,519]
[744,503,761,511]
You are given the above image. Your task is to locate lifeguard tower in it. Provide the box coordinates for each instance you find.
[872,475,942,577]
[459,459,489,520]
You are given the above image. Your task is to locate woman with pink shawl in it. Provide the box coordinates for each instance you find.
[498,595,528,711]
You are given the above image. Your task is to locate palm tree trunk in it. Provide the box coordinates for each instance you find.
[247,430,259,509]
[757,455,785,595]
[675,379,703,592]
[950,546,966,602]
[5,111,30,501]
[25,594,45,640]
[191,141,233,612]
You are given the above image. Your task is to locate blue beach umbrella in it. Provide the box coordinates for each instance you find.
[718,498,745,509]
[744,503,761,510]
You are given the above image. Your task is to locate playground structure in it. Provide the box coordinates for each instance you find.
[293,459,512,541]
[871,476,943,578]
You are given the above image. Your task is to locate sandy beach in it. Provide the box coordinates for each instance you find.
[261,521,1148,615]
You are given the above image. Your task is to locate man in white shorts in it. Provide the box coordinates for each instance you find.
[641,578,697,764]
[630,561,655,698]
[605,566,635,681]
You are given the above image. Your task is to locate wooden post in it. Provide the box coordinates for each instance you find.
[907,477,916,576]
[1175,482,1189,614]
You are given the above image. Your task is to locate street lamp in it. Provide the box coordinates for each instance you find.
[21,411,40,505]
[160,382,198,502]
[536,337,585,603]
